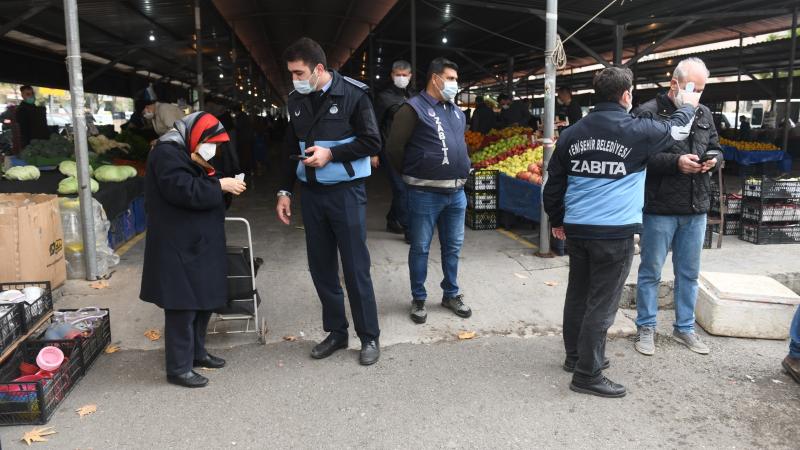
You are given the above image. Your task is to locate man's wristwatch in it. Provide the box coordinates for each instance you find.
[277,190,292,198]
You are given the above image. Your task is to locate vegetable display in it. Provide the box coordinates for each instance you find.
[93,165,137,183]
[58,176,99,194]
[88,135,130,155]
[58,160,94,178]
[3,165,41,181]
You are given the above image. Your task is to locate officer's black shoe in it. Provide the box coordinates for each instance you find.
[569,376,627,398]
[442,294,472,318]
[359,339,380,366]
[311,334,349,360]
[562,357,610,373]
[167,370,208,388]
[193,354,226,369]
[386,219,405,234]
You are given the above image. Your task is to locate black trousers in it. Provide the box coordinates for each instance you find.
[563,237,634,384]
[164,309,212,375]
[301,183,380,342]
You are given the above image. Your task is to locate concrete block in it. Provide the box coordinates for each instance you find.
[696,272,800,339]
[608,310,637,337]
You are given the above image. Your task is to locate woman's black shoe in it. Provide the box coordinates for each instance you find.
[311,334,349,359]
[569,376,626,398]
[193,354,226,369]
[167,370,209,388]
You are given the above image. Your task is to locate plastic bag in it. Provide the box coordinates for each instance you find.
[58,197,120,279]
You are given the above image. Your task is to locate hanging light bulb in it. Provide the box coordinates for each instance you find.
[219,73,224,79]
[149,31,156,42]
[442,36,448,44]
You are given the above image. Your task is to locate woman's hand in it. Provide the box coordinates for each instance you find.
[220,178,247,195]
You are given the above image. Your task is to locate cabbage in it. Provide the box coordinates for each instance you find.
[3,165,41,181]
[58,160,94,178]
[94,165,137,182]
[58,176,99,194]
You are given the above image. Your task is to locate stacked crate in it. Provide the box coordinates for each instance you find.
[710,179,743,236]
[465,169,498,230]
[739,177,800,245]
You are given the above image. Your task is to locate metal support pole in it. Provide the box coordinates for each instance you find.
[783,7,797,153]
[194,0,204,110]
[614,24,624,66]
[63,0,98,280]
[507,56,514,96]
[772,67,779,112]
[735,33,743,131]
[538,0,557,257]
[410,0,417,90]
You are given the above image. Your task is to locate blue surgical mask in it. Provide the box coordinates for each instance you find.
[436,74,459,102]
[293,69,319,95]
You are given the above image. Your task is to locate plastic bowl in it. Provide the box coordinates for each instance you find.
[36,346,64,372]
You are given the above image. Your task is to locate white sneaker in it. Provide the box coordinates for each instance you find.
[673,330,710,355]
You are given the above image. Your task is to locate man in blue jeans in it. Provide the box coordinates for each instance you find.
[385,57,473,324]
[784,307,800,384]
[633,58,722,356]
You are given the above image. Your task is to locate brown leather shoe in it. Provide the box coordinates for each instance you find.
[782,356,800,384]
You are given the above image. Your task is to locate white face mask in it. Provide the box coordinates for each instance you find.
[293,68,320,95]
[196,143,217,161]
[393,75,410,89]
[625,88,634,113]
[142,110,154,120]
[435,74,458,102]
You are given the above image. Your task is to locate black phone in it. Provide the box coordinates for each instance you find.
[289,154,308,161]
[699,149,721,163]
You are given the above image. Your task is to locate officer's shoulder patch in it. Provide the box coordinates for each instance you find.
[343,76,369,91]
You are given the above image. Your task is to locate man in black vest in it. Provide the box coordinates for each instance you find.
[275,37,382,365]
[374,60,415,238]
[386,57,473,325]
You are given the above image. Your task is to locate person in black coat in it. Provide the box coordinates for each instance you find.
[140,112,247,388]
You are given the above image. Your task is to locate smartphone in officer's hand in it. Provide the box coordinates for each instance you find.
[289,154,308,161]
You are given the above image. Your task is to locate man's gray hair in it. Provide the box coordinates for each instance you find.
[392,60,412,71]
[673,57,710,82]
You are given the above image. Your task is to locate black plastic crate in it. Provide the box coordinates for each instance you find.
[723,216,741,236]
[742,200,800,223]
[466,191,498,211]
[739,220,800,245]
[0,339,84,426]
[0,282,54,333]
[27,309,111,371]
[703,224,718,249]
[466,169,498,192]
[711,195,742,215]
[0,305,24,357]
[466,210,497,230]
[743,177,800,200]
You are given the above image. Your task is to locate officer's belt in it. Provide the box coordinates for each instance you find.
[402,175,466,189]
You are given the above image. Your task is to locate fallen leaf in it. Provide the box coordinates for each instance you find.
[89,280,109,290]
[76,404,97,418]
[282,335,298,342]
[198,367,217,372]
[104,345,120,354]
[514,273,529,279]
[772,379,784,384]
[295,226,305,231]
[21,427,56,445]
[144,329,161,341]
[457,331,476,340]
[544,281,559,287]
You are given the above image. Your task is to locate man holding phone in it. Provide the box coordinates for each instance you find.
[632,58,722,357]
[276,37,383,366]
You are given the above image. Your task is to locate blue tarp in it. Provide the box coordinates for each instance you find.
[498,173,541,222]
[721,145,787,166]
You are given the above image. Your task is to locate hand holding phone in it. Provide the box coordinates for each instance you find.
[289,154,308,161]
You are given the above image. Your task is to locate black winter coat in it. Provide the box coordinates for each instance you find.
[635,94,723,215]
[139,141,228,310]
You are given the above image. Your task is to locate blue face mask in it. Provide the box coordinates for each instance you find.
[293,69,320,95]
[435,74,458,102]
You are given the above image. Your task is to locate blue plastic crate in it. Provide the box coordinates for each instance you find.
[131,196,146,234]
[498,174,541,222]
[121,208,135,242]
[107,214,126,250]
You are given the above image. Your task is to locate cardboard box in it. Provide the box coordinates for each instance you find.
[0,194,66,288]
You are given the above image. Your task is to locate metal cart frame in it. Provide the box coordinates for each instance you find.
[208,217,267,344]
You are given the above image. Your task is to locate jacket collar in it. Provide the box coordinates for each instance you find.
[656,93,677,116]
[420,89,451,109]
[591,102,627,113]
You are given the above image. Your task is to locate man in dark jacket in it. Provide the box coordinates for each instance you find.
[633,58,721,357]
[15,85,49,149]
[498,93,531,129]
[556,86,583,127]
[470,95,496,134]
[543,66,699,398]
[374,60,414,236]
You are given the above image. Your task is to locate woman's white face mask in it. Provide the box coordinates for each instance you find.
[142,110,155,120]
[196,143,217,161]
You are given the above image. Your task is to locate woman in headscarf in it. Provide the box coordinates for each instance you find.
[140,112,246,388]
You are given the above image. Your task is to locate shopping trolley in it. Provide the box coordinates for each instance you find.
[209,217,267,344]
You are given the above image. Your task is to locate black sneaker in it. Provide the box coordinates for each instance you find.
[563,358,610,373]
[441,294,472,318]
[410,300,427,324]
[386,219,405,234]
[570,376,627,398]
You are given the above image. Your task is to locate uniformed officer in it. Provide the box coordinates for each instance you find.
[275,37,382,366]
[385,57,473,325]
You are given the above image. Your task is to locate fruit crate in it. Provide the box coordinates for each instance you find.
[27,309,111,371]
[0,339,84,426]
[0,305,24,357]
[742,200,800,223]
[0,282,53,333]
[465,169,498,192]
[466,209,497,230]
[466,190,498,211]
[739,220,800,245]
[743,177,800,200]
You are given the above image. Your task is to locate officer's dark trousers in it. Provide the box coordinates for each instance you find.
[563,237,634,384]
[378,150,408,228]
[301,183,380,342]
[164,309,212,375]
